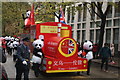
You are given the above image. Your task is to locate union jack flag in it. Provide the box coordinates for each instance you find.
[68,48,74,54]
[68,40,74,54]
[60,7,66,24]
[69,40,74,46]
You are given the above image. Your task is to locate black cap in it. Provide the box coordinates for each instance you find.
[22,37,30,42]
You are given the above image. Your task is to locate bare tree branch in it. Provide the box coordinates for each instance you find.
[96,2,103,15]
[89,2,102,18]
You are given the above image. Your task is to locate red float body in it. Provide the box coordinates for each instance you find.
[29,22,88,73]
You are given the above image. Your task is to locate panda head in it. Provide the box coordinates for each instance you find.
[33,39,44,49]
[11,37,15,41]
[83,40,93,50]
[26,10,31,18]
[5,36,9,40]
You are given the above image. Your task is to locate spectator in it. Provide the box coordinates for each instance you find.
[110,44,115,64]
[2,38,6,54]
[92,44,98,59]
[15,37,30,80]
[98,43,112,72]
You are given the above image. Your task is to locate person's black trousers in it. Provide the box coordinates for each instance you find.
[32,63,41,77]
[87,59,92,75]
[16,65,30,80]
[101,58,109,71]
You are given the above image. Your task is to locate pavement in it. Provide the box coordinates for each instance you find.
[92,57,120,68]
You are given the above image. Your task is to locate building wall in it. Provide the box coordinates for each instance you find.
[65,2,120,54]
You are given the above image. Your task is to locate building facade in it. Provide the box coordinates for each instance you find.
[65,2,120,54]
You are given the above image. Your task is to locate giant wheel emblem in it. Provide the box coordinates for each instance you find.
[58,38,77,57]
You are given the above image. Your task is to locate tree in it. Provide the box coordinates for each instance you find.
[2,2,30,36]
[2,2,76,36]
[83,2,113,49]
[34,2,75,22]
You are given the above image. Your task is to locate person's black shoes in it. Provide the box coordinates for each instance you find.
[35,72,39,77]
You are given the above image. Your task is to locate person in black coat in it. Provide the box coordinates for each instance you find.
[98,43,112,72]
[15,37,30,80]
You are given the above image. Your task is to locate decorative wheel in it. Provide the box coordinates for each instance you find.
[58,38,77,57]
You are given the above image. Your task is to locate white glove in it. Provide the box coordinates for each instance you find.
[22,61,27,65]
[37,52,42,56]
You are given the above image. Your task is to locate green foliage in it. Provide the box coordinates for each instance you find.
[2,2,78,36]
[2,2,30,36]
[34,2,75,22]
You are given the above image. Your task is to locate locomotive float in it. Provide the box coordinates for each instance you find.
[22,4,88,73]
[30,22,88,73]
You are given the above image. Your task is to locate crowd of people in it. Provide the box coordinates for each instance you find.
[0,36,20,61]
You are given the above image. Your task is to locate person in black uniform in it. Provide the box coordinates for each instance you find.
[15,37,30,80]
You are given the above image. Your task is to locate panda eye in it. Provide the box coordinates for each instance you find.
[35,44,38,46]
[39,44,41,47]
[89,45,91,47]
[85,40,87,42]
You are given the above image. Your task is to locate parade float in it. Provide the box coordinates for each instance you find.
[22,4,88,74]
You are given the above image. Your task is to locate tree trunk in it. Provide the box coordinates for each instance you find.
[98,15,106,50]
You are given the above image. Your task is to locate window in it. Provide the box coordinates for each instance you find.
[96,21,101,27]
[71,24,74,29]
[91,2,95,20]
[82,30,86,42]
[113,28,119,44]
[82,23,86,29]
[113,28,119,53]
[90,30,94,42]
[105,29,111,43]
[78,5,82,22]
[96,29,100,43]
[106,20,112,27]
[97,9,100,20]
[71,7,75,23]
[114,19,120,26]
[67,8,70,23]
[107,3,112,18]
[77,30,80,42]
[114,2,120,17]
[83,3,87,21]
[90,22,95,28]
[77,24,81,29]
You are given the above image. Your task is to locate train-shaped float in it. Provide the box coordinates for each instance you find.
[21,4,88,74]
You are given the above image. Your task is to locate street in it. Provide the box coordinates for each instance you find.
[3,53,119,80]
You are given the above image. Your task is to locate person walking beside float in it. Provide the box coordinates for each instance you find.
[15,37,30,80]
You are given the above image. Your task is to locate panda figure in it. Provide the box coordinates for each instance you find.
[83,40,93,60]
[83,40,93,75]
[31,39,44,77]
[12,38,20,62]
[7,37,15,55]
[26,10,31,18]
[22,10,31,27]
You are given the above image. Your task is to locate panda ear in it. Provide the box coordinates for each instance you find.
[39,35,44,41]
[85,40,87,42]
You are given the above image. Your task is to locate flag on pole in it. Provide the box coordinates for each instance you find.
[24,3,35,27]
[30,3,35,25]
[60,7,66,24]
